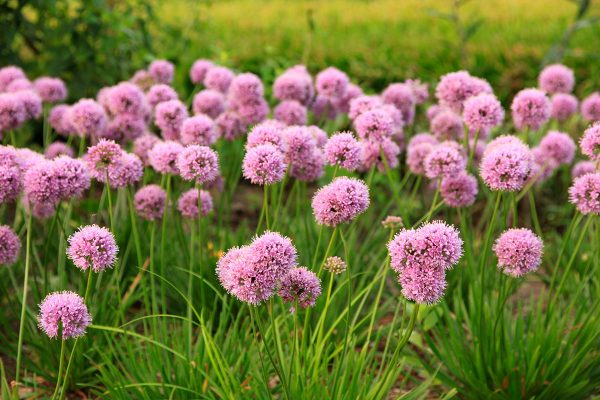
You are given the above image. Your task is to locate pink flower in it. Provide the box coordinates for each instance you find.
[399,263,447,304]
[511,88,551,131]
[38,291,92,339]
[67,225,118,272]
[273,67,314,105]
[538,64,575,94]
[278,267,322,312]
[242,144,286,185]
[148,59,175,84]
[148,140,184,174]
[204,66,234,93]
[569,173,600,215]
[133,134,160,166]
[0,225,20,265]
[177,188,213,218]
[180,115,217,146]
[354,109,393,142]
[106,82,145,115]
[440,171,478,207]
[312,177,370,227]
[324,132,361,171]
[539,130,576,165]
[572,161,595,178]
[581,92,600,122]
[462,93,504,131]
[190,59,214,84]
[53,156,91,200]
[430,110,463,141]
[360,138,400,172]
[146,84,178,108]
[424,142,466,179]
[315,67,349,99]
[246,120,285,151]
[34,77,68,103]
[69,99,107,137]
[550,93,578,121]
[480,136,532,192]
[155,99,188,141]
[382,83,416,124]
[192,90,226,119]
[134,185,167,221]
[435,71,492,112]
[493,228,543,277]
[274,100,307,126]
[176,145,220,183]
[579,123,600,161]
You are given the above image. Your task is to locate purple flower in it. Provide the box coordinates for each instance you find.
[435,71,492,112]
[130,69,154,91]
[45,142,74,159]
[215,111,245,141]
[133,134,160,166]
[69,99,107,137]
[440,171,478,207]
[424,142,466,179]
[192,89,226,119]
[569,173,600,215]
[134,185,167,221]
[228,73,264,103]
[180,115,217,146]
[106,153,143,188]
[399,263,447,304]
[0,225,20,265]
[0,66,26,91]
[14,90,42,120]
[282,126,318,163]
[288,148,325,182]
[324,131,361,171]
[102,113,146,143]
[354,109,393,142]
[274,100,307,126]
[246,120,285,151]
[278,267,322,312]
[308,126,328,148]
[67,225,118,272]
[312,177,370,227]
[49,105,73,136]
[493,228,543,277]
[155,99,189,141]
[243,144,286,185]
[572,161,595,178]
[23,160,60,205]
[550,93,578,121]
[84,139,125,180]
[315,67,349,99]
[148,140,183,174]
[480,136,532,192]
[190,59,214,85]
[407,142,436,176]
[511,88,551,131]
[53,156,91,200]
[462,93,504,131]
[176,145,220,183]
[579,123,600,161]
[204,66,234,93]
[148,59,175,84]
[177,188,213,218]
[106,82,145,116]
[6,78,33,92]
[360,138,400,172]
[38,291,92,340]
[0,163,22,203]
[332,82,363,113]
[539,130,576,165]
[538,64,575,94]
[382,83,416,124]
[273,67,314,105]
[34,77,68,103]
[348,95,383,120]
[146,84,178,108]
[405,79,429,104]
[430,110,463,141]
[581,92,600,122]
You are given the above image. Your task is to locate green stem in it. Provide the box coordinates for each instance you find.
[51,340,67,400]
[15,210,32,388]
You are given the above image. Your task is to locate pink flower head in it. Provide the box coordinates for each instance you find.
[354,108,393,142]
[233,97,269,126]
[204,66,234,93]
[0,93,26,132]
[176,145,220,183]
[550,93,578,121]
[148,59,174,84]
[332,83,363,113]
[69,99,107,137]
[14,90,42,120]
[288,148,325,182]
[180,115,216,146]
[405,79,429,104]
[38,291,91,340]
[480,136,533,191]
[0,225,20,265]
[424,142,467,179]
[155,99,188,141]
[103,113,146,142]
[430,110,463,141]
[6,78,33,92]
[349,95,383,120]
[581,92,600,122]
[23,160,60,205]
[426,104,445,122]
[493,228,543,277]
[0,163,22,203]
[324,132,361,171]
[34,77,68,103]
[148,140,183,174]
[312,177,370,226]
[84,139,125,180]
[569,172,600,215]
[228,73,264,103]
[407,142,436,175]
[53,156,91,200]
[106,82,145,115]
[133,134,160,166]
[511,88,551,131]
[572,161,595,178]
[440,171,478,207]
[579,123,600,161]
[308,126,328,148]
[539,130,576,165]
[215,111,245,141]
[248,231,298,279]
[399,263,447,304]
[45,142,74,159]
[134,184,167,221]
[381,83,416,124]
[49,105,74,136]
[274,100,307,126]
[190,59,214,84]
[0,66,26,91]
[278,267,322,312]
[243,144,286,185]
[316,67,349,99]
[177,188,213,218]
[130,69,154,91]
[312,96,338,120]
[408,133,439,150]
[273,67,314,105]
[24,196,56,219]
[146,84,178,108]
[193,89,226,119]
[538,64,575,94]
[462,93,504,131]
[246,120,285,151]
[435,71,492,112]
[282,126,318,163]
[360,138,400,172]
[106,152,143,188]
[67,225,118,272]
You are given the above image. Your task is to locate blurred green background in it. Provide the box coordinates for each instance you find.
[2,0,599,102]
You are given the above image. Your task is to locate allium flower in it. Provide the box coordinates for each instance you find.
[282,126,317,163]
[354,109,393,142]
[155,99,188,141]
[288,148,325,182]
[24,196,56,219]
[106,153,143,188]
[246,120,285,150]
[6,78,33,92]
[405,79,429,104]
[204,66,234,93]
[192,90,226,119]
[462,93,504,131]
[360,138,400,172]
[308,126,328,148]
[133,134,160,166]
[273,67,314,105]
[278,267,322,312]
[316,67,349,99]
[34,77,68,103]
[312,177,370,226]
[539,131,576,165]
[228,73,264,103]
[243,144,286,185]
[312,95,338,120]
[569,173,600,215]
[440,171,478,207]
[0,66,26,91]
[14,90,42,120]
[69,99,107,137]
[538,64,575,94]
[49,105,73,136]
[45,142,74,159]
[0,94,26,132]
[148,140,183,174]
[274,100,307,126]
[23,160,60,205]
[381,83,416,124]
[233,97,269,126]
[176,145,220,183]
[148,59,175,84]
[146,84,178,108]
[382,216,404,230]
[38,291,92,340]
[215,111,245,141]
[480,136,533,191]
[550,93,578,121]
[408,133,439,150]
[430,110,463,141]
[103,113,146,142]
[424,143,467,179]
[579,123,600,161]
[493,228,543,277]
[180,115,217,146]
[248,231,298,278]
[399,264,447,304]
[134,185,167,221]
[53,156,91,199]
[130,69,154,91]
[348,95,383,120]
[435,71,491,112]
[572,161,595,178]
[106,82,145,115]
[67,225,118,272]
[0,164,22,203]
[323,256,347,274]
[177,188,213,218]
[190,59,214,84]
[426,104,445,122]
[511,88,551,131]
[324,132,361,171]
[84,139,125,180]
[581,92,600,122]
[0,225,20,265]
[332,83,363,113]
